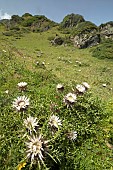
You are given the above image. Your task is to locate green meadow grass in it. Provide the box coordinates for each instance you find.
[8,28,113,101]
[0,27,113,170]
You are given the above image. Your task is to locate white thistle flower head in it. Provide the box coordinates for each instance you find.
[63,93,77,107]
[67,131,77,140]
[102,83,107,87]
[42,62,45,65]
[18,82,27,91]
[24,116,39,134]
[49,115,62,129]
[5,90,9,94]
[36,61,39,65]
[76,84,86,94]
[12,96,29,111]
[26,135,44,163]
[56,83,64,92]
[3,49,6,53]
[82,82,90,90]
[75,60,81,65]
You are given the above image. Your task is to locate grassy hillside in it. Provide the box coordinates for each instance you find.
[4,27,113,101]
[0,25,113,170]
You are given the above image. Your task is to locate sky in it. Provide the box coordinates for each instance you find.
[0,0,113,26]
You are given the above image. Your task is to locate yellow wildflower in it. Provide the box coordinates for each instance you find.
[17,162,26,170]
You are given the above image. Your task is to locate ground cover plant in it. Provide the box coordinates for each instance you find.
[0,25,113,170]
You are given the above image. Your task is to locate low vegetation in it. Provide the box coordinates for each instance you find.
[91,40,113,59]
[71,21,98,36]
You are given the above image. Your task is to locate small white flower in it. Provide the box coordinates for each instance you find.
[49,115,62,129]
[63,93,77,107]
[24,116,39,134]
[18,82,27,91]
[75,60,81,65]
[36,61,39,65]
[5,90,9,94]
[56,83,64,92]
[82,82,90,90]
[18,82,27,87]
[42,62,45,65]
[2,49,6,53]
[76,84,86,93]
[26,135,44,163]
[12,96,29,111]
[67,131,77,140]
[102,83,107,87]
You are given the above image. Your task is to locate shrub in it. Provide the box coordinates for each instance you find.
[22,13,33,18]
[3,31,14,36]
[11,15,24,24]
[63,35,73,46]
[91,40,113,59]
[10,26,20,31]
[99,21,113,29]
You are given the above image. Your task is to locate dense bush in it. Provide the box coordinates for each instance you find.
[22,13,33,18]
[99,21,113,29]
[91,40,113,59]
[10,26,20,31]
[2,30,14,36]
[11,15,24,24]
[3,30,23,37]
[63,35,73,46]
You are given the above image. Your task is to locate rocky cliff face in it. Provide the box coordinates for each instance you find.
[1,13,113,48]
[74,31,100,48]
[99,22,113,40]
[72,21,99,48]
[72,21,113,49]
[60,13,85,28]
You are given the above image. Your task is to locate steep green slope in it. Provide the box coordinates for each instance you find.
[0,26,113,170]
